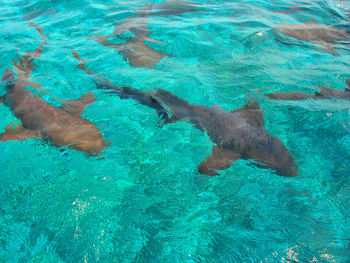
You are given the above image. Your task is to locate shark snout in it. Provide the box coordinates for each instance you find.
[276,163,298,177]
[72,139,106,156]
[269,137,299,177]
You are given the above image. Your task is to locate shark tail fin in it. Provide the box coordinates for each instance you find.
[96,82,173,123]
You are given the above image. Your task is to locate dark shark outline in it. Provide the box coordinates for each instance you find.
[265,79,350,101]
[73,51,298,177]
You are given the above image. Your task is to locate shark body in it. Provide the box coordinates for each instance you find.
[72,50,298,176]
[265,80,350,101]
[102,85,298,176]
[94,1,203,68]
[272,20,350,54]
[0,23,107,155]
[94,17,172,68]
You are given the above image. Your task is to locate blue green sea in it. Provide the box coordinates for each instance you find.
[0,0,350,262]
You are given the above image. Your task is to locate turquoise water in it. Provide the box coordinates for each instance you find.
[0,0,350,262]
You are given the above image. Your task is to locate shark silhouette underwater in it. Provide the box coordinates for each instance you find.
[94,17,172,69]
[272,20,350,54]
[94,1,203,68]
[265,79,350,101]
[72,51,298,176]
[136,0,204,17]
[0,23,107,155]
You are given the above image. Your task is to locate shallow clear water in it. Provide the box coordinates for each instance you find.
[0,0,350,262]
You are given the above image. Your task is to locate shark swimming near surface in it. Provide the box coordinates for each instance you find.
[93,1,203,68]
[136,0,204,17]
[0,23,108,155]
[72,51,298,176]
[265,79,350,101]
[272,20,350,54]
[94,17,173,69]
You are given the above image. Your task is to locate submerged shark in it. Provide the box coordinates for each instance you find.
[94,17,172,68]
[272,20,350,54]
[94,1,203,68]
[0,23,107,155]
[136,0,204,17]
[73,51,298,176]
[265,79,350,101]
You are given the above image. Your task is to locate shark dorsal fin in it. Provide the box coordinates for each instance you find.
[60,92,96,116]
[231,101,265,128]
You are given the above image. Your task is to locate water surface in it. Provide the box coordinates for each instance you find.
[0,0,349,262]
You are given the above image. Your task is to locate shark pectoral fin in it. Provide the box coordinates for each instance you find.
[314,41,336,56]
[61,92,96,116]
[232,101,265,128]
[0,123,40,142]
[144,37,165,45]
[198,146,241,176]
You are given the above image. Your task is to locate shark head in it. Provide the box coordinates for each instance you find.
[50,121,107,156]
[251,135,298,177]
[70,131,106,156]
[72,138,106,156]
[268,136,298,177]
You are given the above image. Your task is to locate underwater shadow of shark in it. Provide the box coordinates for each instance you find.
[72,51,298,177]
[0,23,108,155]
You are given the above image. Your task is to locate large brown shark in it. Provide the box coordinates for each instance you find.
[265,79,350,101]
[0,23,107,155]
[272,20,350,54]
[73,51,298,176]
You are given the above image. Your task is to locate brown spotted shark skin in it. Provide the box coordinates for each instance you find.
[265,79,350,101]
[72,51,298,177]
[94,1,203,68]
[0,23,107,155]
[272,20,350,55]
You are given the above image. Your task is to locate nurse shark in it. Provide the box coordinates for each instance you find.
[94,17,173,68]
[136,0,204,17]
[272,20,350,54]
[265,79,350,101]
[0,23,107,155]
[72,51,298,176]
[94,1,203,68]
